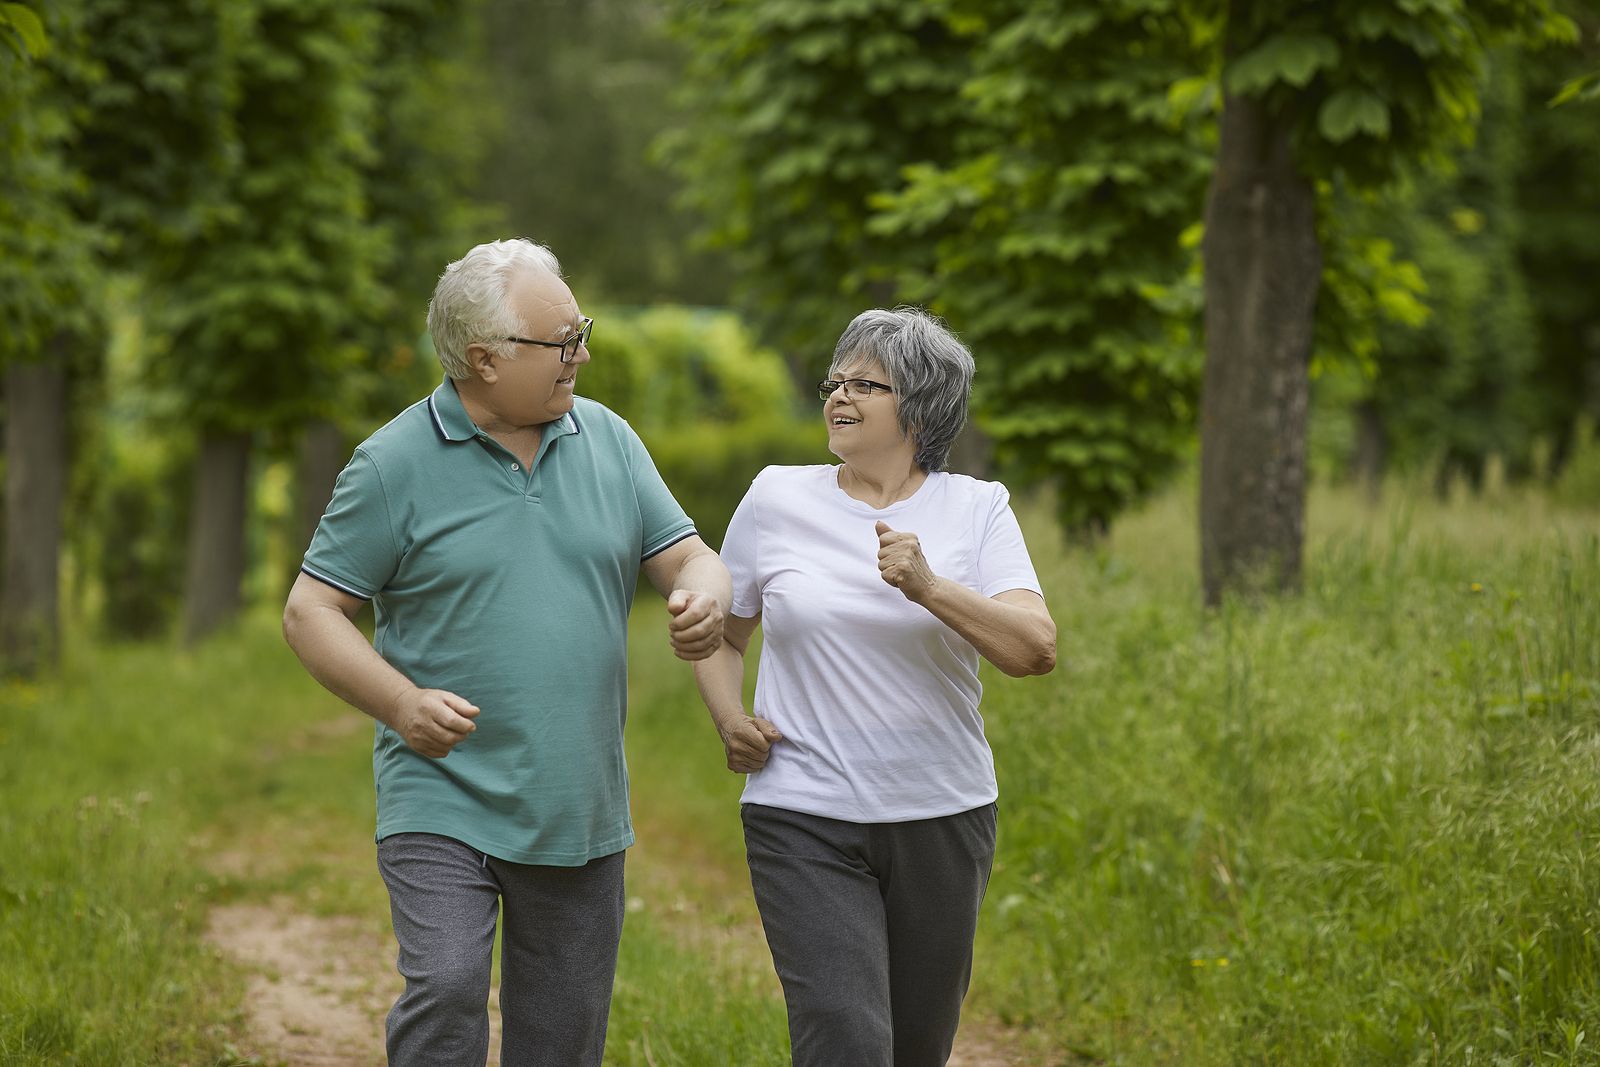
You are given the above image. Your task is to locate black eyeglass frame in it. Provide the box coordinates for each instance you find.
[504,316,593,364]
[817,377,894,402]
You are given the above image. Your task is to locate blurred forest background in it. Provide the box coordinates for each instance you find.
[1,0,1598,664]
[4,1,1600,1064]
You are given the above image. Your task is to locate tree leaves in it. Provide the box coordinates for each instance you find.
[1319,88,1391,141]
[1225,32,1339,95]
[0,2,47,60]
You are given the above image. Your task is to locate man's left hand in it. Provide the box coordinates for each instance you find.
[666,589,724,660]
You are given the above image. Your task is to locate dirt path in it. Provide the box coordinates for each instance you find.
[203,726,1032,1065]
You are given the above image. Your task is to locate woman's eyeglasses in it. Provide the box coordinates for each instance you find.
[817,378,893,402]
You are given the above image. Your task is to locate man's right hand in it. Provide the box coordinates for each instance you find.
[393,688,480,758]
[717,716,782,774]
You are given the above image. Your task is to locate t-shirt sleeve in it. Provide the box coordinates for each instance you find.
[720,473,764,618]
[624,422,697,560]
[301,448,401,600]
[976,483,1043,599]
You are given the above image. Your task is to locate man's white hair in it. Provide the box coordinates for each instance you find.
[427,238,563,380]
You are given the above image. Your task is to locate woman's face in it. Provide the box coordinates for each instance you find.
[824,356,911,464]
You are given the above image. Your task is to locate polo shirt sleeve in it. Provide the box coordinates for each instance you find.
[976,482,1044,599]
[721,473,763,618]
[301,448,401,600]
[624,424,697,561]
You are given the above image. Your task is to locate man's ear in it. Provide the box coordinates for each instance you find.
[465,342,499,384]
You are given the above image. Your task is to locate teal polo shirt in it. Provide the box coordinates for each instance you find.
[302,379,696,865]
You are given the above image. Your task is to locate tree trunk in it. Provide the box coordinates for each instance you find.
[182,428,251,644]
[946,421,992,480]
[1,353,69,676]
[296,419,346,560]
[1352,399,1386,502]
[1199,91,1321,607]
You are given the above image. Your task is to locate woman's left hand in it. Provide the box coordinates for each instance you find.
[874,521,938,603]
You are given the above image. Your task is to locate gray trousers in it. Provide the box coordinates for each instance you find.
[742,802,998,1067]
[375,832,625,1067]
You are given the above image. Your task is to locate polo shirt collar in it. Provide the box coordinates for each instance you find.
[428,378,580,443]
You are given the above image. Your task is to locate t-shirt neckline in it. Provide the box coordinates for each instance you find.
[828,464,937,514]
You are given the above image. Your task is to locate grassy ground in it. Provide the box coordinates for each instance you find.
[1,479,1596,1064]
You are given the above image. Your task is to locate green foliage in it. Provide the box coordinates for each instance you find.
[1554,416,1600,507]
[581,306,826,546]
[672,0,1212,530]
[664,0,971,361]
[1518,0,1600,475]
[0,2,46,59]
[1550,66,1600,104]
[478,0,729,306]
[1221,0,1576,190]
[1317,49,1577,485]
[91,431,193,640]
[347,0,501,426]
[156,0,382,434]
[873,2,1213,530]
[71,0,246,268]
[0,1,101,364]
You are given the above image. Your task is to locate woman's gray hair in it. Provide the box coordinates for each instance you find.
[830,306,974,472]
[427,238,562,379]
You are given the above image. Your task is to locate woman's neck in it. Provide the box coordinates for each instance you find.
[837,457,927,509]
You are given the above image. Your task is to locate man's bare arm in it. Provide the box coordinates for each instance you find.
[282,573,479,758]
[641,535,732,661]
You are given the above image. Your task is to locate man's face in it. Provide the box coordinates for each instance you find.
[488,270,590,426]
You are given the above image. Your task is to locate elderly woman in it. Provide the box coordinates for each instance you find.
[692,307,1057,1065]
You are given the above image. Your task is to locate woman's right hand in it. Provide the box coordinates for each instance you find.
[718,716,784,774]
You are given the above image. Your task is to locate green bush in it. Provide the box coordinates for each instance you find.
[90,432,192,640]
[1553,416,1600,509]
[585,305,827,547]
[643,419,828,550]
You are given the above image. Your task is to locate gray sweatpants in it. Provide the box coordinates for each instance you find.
[742,802,998,1067]
[375,832,625,1067]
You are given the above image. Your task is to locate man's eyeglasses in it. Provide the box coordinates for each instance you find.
[504,316,593,364]
[817,378,894,402]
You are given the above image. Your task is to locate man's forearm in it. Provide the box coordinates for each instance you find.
[283,602,415,729]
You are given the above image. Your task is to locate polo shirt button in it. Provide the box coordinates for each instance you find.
[510,463,520,471]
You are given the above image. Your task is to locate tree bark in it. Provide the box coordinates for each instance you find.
[946,420,992,480]
[1352,399,1386,502]
[1199,91,1321,607]
[296,419,346,561]
[182,428,251,645]
[1,353,69,676]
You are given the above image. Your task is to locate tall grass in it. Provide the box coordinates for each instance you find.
[2,479,1595,1065]
[970,482,1600,1064]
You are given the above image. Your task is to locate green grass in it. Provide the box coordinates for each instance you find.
[2,479,1597,1064]
[971,482,1600,1065]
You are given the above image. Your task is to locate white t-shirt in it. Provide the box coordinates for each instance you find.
[722,464,1044,822]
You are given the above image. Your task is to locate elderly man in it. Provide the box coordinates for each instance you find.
[283,237,728,1066]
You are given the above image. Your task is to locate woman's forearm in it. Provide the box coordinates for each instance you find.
[910,580,1057,677]
[692,641,749,732]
